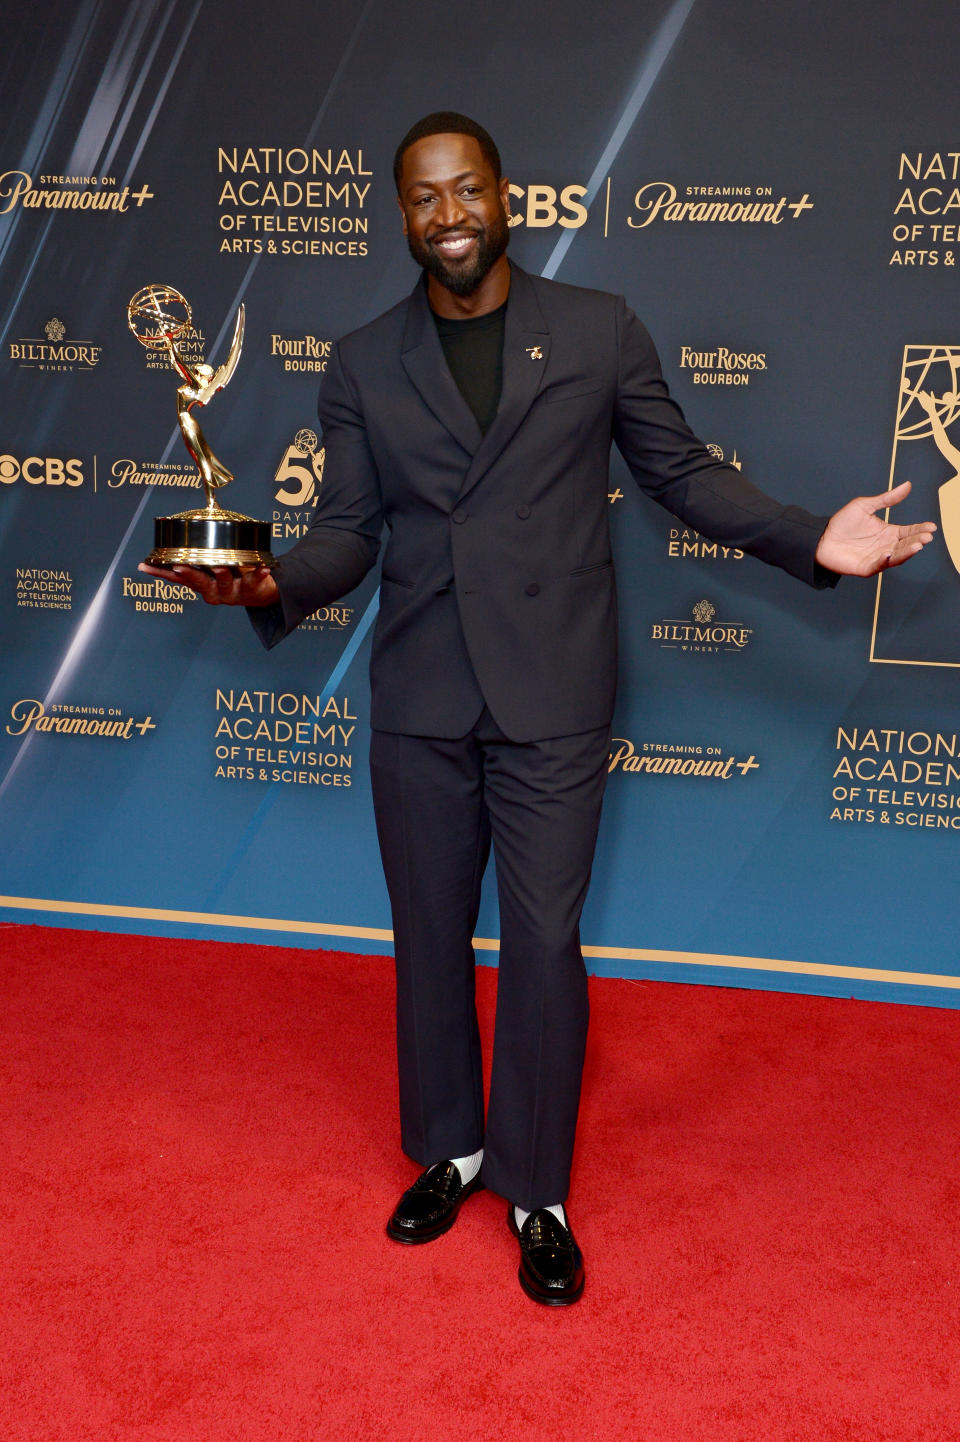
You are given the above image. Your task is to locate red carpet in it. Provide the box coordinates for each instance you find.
[2,923,958,1441]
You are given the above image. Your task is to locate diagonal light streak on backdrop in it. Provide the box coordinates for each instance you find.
[119,0,205,185]
[0,0,198,398]
[0,0,189,361]
[0,0,104,348]
[62,0,169,180]
[0,1,205,804]
[0,0,376,811]
[203,0,698,906]
[542,0,696,281]
[109,0,198,183]
[0,0,198,350]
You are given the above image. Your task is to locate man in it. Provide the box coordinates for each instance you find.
[142,112,935,1306]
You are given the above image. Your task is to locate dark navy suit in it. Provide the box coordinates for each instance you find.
[253,262,831,1206]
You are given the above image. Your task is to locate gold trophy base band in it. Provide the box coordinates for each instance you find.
[145,546,276,569]
[146,505,276,571]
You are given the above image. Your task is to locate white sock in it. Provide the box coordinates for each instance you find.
[449,1148,483,1185]
[514,1203,566,1229]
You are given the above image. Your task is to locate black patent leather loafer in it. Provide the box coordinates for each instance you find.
[386,1161,484,1244]
[508,1205,585,1305]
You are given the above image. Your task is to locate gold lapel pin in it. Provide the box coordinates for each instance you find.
[525,346,544,361]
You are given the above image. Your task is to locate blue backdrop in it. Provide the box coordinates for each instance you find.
[3,0,959,1008]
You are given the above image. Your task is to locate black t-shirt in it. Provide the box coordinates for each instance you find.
[433,300,507,436]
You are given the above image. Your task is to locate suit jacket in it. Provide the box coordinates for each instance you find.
[253,262,833,741]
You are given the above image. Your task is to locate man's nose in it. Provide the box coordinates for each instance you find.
[437,191,467,228]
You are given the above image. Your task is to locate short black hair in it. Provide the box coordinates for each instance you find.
[394,111,501,192]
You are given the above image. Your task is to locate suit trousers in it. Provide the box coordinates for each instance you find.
[369,708,611,1210]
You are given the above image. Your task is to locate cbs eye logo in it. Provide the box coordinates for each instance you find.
[507,183,588,230]
[0,454,84,486]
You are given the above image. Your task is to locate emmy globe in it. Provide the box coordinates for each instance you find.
[127,284,275,569]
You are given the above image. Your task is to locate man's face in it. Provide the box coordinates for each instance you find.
[397,132,510,297]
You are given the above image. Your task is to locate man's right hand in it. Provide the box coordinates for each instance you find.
[137,562,279,607]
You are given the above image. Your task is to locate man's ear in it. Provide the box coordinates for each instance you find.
[397,194,408,235]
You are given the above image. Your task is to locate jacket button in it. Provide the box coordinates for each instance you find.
[516,504,531,519]
[525,582,540,597]
[451,508,467,524]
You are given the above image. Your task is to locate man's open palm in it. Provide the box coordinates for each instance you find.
[815,481,937,576]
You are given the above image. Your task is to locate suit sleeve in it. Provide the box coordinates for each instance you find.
[611,298,837,588]
[248,341,384,649]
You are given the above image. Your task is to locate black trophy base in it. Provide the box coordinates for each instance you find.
[145,506,275,570]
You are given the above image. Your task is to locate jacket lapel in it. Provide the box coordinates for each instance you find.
[397,263,552,497]
[455,263,550,502]
[400,276,482,458]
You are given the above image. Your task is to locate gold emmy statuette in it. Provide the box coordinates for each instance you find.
[127,284,275,569]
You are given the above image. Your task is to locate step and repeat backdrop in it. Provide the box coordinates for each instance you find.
[2,0,959,1007]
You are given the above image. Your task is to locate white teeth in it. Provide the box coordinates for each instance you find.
[435,235,474,253]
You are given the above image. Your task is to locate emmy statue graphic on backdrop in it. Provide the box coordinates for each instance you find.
[915,381,960,575]
[893,345,960,577]
[127,284,275,569]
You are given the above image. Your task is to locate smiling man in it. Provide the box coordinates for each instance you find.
[141,111,935,1306]
[397,122,511,301]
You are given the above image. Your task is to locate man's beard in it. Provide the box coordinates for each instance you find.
[407,208,510,296]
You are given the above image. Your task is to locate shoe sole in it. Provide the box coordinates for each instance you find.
[385,1179,484,1244]
[516,1266,585,1306]
[386,1210,458,1244]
